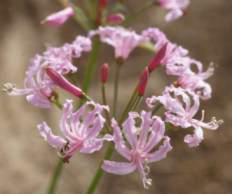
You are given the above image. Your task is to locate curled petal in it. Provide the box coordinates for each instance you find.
[165,9,183,22]
[122,113,138,148]
[80,139,103,154]
[144,116,166,152]
[26,92,51,109]
[102,161,136,175]
[112,119,131,160]
[37,122,66,150]
[147,137,172,163]
[59,100,79,142]
[184,127,204,148]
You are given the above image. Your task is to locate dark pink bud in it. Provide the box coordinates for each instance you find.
[107,13,125,24]
[96,0,108,25]
[99,0,108,9]
[100,63,109,83]
[137,67,149,96]
[46,68,84,98]
[148,43,168,73]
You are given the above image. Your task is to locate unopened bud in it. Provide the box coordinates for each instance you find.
[148,43,167,73]
[96,0,108,25]
[100,63,109,84]
[137,67,149,96]
[41,7,74,27]
[99,0,108,9]
[107,13,125,24]
[46,67,84,98]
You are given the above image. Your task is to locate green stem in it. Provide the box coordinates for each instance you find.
[112,64,121,116]
[131,95,142,111]
[83,39,101,93]
[119,87,138,123]
[78,38,101,107]
[46,158,64,194]
[85,143,114,194]
[101,84,107,106]
[101,84,111,132]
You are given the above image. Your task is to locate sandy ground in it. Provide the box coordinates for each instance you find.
[0,0,232,194]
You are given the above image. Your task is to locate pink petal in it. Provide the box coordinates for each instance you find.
[112,119,131,160]
[165,9,183,22]
[122,113,138,148]
[37,122,66,150]
[42,7,74,27]
[147,137,172,163]
[144,116,165,152]
[102,160,136,175]
[184,127,203,147]
[80,139,103,154]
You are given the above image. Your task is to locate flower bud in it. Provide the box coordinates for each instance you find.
[99,0,108,9]
[137,67,149,96]
[41,7,74,27]
[148,43,167,73]
[100,63,109,84]
[107,13,125,25]
[46,67,84,98]
[96,0,108,25]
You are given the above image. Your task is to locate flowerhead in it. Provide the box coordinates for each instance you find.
[176,61,214,100]
[38,100,110,161]
[146,86,223,147]
[102,111,172,188]
[157,0,190,22]
[89,26,146,61]
[3,36,92,108]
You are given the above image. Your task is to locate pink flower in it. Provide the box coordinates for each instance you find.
[3,55,55,108]
[102,111,172,188]
[90,26,146,60]
[176,61,214,100]
[38,100,110,161]
[41,7,74,27]
[146,86,223,147]
[71,36,92,58]
[158,0,190,22]
[142,28,168,50]
[4,36,92,108]
[142,28,189,71]
[142,27,213,100]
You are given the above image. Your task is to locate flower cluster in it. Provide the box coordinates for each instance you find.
[3,0,223,190]
[3,36,91,108]
[3,25,223,188]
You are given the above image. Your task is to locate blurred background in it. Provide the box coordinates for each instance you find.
[0,0,231,194]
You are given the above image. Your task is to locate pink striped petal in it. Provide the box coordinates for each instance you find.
[147,137,172,163]
[102,160,136,175]
[37,122,66,150]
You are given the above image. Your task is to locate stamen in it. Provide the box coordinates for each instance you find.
[143,177,152,189]
[2,82,16,93]
[142,159,152,189]
[211,117,224,126]
[201,110,205,122]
